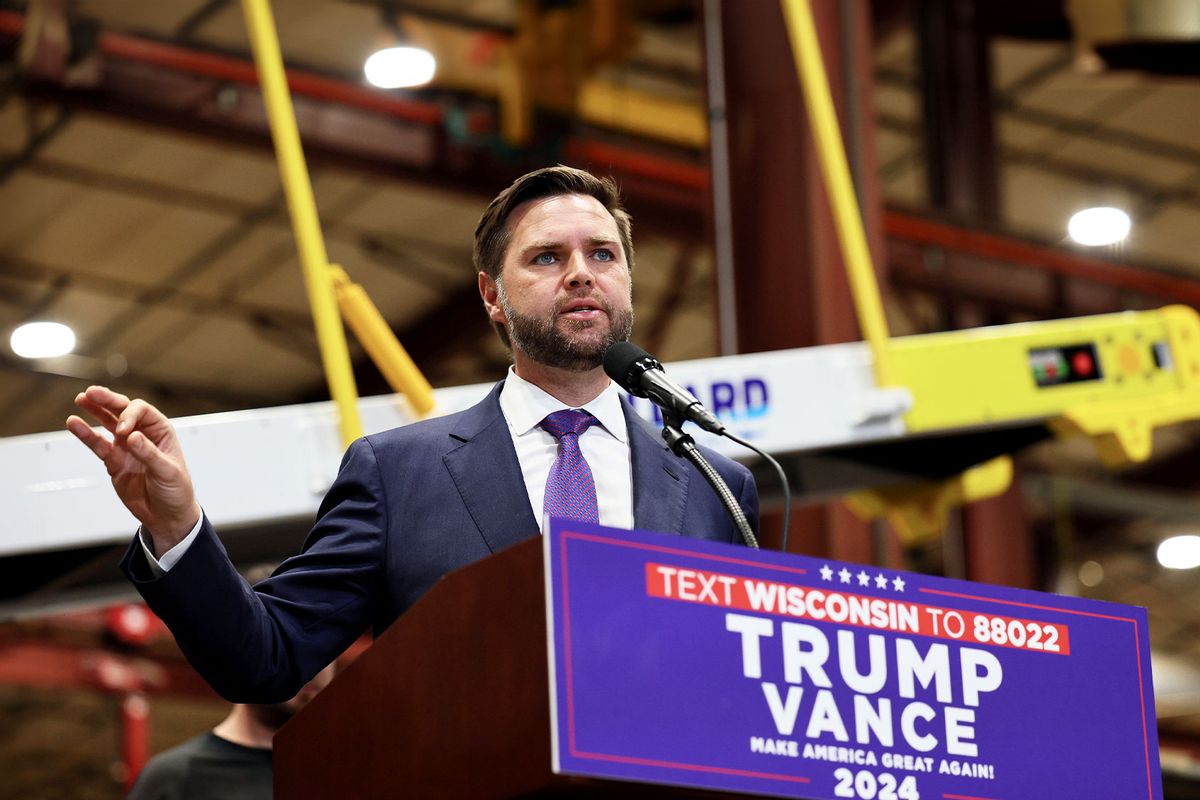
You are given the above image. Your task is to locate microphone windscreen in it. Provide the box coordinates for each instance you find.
[603,341,651,388]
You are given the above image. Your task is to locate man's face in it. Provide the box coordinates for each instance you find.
[480,193,633,371]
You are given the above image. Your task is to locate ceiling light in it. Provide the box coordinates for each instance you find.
[1157,535,1200,570]
[364,46,436,89]
[1078,560,1104,587]
[1067,207,1131,246]
[10,321,76,359]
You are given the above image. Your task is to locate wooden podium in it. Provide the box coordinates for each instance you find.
[278,519,1164,800]
[274,537,757,799]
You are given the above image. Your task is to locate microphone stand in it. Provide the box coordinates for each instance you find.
[660,410,760,549]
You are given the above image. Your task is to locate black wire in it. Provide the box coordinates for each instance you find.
[722,431,791,554]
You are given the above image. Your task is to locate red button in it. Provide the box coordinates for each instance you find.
[1072,351,1094,377]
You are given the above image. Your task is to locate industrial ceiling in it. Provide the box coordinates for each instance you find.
[1,0,1199,757]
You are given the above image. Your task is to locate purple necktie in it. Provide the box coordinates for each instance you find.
[541,409,600,524]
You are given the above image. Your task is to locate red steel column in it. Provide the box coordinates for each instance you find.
[914,0,1033,587]
[714,1,887,561]
[963,487,1036,588]
[120,693,150,791]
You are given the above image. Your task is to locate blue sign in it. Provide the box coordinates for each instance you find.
[545,519,1161,799]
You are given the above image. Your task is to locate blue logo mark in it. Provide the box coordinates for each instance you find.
[626,377,770,427]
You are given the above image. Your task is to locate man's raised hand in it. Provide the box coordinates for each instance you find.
[66,386,201,555]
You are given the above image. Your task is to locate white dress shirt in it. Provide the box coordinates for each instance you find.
[142,369,634,573]
[498,367,633,530]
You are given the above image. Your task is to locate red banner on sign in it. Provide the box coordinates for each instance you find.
[645,563,1071,656]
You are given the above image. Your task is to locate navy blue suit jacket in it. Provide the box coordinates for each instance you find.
[121,382,759,702]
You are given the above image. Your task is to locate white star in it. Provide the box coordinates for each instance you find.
[857,570,871,587]
[838,568,852,584]
[875,573,889,589]
[819,565,833,581]
[892,575,906,592]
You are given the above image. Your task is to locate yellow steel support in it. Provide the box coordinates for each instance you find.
[331,267,436,417]
[1047,305,1200,466]
[844,305,1200,538]
[887,306,1200,463]
[576,80,708,148]
[779,0,895,387]
[240,0,362,446]
[846,457,1014,546]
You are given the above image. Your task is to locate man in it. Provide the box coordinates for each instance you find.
[67,166,758,704]
[127,661,335,800]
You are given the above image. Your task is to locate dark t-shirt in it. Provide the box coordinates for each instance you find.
[127,731,273,800]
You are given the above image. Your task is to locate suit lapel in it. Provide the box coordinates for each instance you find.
[624,400,689,535]
[443,383,541,553]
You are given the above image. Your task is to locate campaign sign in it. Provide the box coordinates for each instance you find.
[544,519,1161,799]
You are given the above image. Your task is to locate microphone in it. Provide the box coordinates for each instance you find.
[603,342,725,435]
[605,341,792,553]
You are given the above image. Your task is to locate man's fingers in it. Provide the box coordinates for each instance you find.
[125,430,177,481]
[71,390,181,480]
[115,398,173,443]
[74,392,120,432]
[77,391,175,452]
[81,385,132,419]
[116,399,155,436]
[66,415,113,461]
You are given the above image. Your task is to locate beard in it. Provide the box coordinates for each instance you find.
[498,284,634,371]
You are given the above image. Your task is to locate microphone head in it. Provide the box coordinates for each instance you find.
[603,341,659,397]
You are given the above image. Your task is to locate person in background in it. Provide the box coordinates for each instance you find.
[126,565,336,800]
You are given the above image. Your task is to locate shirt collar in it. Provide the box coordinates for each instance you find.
[499,366,629,443]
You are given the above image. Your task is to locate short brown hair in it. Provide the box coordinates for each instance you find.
[473,165,635,281]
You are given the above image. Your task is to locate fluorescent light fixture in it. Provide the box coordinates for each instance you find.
[10,321,76,359]
[364,46,436,89]
[1067,206,1131,246]
[1157,534,1200,570]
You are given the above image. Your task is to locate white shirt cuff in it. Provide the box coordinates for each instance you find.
[138,512,204,577]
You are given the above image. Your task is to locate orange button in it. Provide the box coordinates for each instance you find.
[1118,344,1142,375]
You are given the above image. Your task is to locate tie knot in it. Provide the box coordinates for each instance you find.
[541,409,596,440]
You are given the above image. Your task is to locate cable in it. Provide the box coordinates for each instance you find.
[722,431,791,554]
